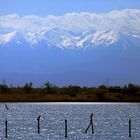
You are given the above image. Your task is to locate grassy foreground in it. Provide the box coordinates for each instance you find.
[0,82,140,102]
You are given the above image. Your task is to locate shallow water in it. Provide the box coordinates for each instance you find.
[0,103,140,140]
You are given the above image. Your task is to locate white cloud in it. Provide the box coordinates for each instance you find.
[0,9,140,47]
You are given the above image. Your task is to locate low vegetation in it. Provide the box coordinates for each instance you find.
[0,82,140,102]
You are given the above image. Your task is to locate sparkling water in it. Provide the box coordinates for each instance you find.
[0,103,140,140]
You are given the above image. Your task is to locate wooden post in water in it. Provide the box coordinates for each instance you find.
[65,118,67,138]
[85,113,94,134]
[37,115,41,134]
[5,119,8,138]
[129,118,132,137]
[91,117,94,134]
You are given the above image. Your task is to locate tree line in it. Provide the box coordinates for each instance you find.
[0,81,140,96]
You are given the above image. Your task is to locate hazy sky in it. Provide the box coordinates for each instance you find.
[0,0,140,86]
[0,0,140,16]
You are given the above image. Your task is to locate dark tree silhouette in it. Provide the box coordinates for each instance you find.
[23,82,33,93]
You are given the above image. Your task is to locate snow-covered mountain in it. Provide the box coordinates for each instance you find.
[0,9,140,49]
[0,28,140,49]
[0,9,140,86]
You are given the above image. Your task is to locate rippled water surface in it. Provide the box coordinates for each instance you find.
[0,103,140,140]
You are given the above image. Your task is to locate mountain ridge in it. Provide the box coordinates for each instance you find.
[0,9,140,49]
[0,9,140,86]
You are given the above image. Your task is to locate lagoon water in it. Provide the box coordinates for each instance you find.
[0,103,140,140]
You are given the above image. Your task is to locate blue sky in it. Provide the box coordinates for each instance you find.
[0,0,140,86]
[0,0,140,16]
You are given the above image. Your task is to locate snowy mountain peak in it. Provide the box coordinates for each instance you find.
[0,32,16,45]
[0,9,140,48]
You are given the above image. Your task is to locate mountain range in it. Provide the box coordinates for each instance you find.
[0,9,140,86]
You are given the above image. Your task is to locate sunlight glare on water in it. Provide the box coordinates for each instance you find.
[0,103,140,140]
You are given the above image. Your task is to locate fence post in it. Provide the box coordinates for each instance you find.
[129,118,131,137]
[65,118,67,138]
[5,119,8,138]
[85,113,94,134]
[37,115,41,134]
